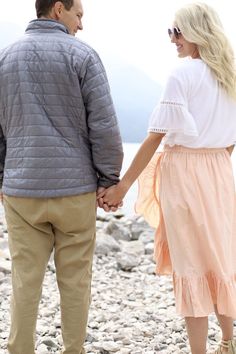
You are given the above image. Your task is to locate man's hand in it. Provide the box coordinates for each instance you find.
[0,190,3,204]
[96,186,110,212]
[97,182,127,208]
[96,186,123,212]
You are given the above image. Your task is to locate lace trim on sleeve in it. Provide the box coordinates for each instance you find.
[147,100,198,137]
[160,101,184,107]
[148,128,168,133]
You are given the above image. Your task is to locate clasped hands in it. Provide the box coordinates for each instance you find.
[97,182,127,212]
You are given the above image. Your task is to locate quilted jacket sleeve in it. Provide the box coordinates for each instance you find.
[80,49,124,188]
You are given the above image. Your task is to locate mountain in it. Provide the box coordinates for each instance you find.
[104,58,163,142]
[0,24,163,143]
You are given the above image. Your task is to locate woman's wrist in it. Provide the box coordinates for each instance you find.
[119,179,131,195]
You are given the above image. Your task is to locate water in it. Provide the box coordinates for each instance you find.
[97,143,140,218]
[119,143,140,216]
[112,143,236,217]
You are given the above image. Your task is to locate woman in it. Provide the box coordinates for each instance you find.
[98,3,236,354]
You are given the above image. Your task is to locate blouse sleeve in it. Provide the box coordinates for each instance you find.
[148,73,198,137]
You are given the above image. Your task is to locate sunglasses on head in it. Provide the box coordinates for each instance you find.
[168,27,181,39]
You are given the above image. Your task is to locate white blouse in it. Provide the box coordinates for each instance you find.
[148,58,236,148]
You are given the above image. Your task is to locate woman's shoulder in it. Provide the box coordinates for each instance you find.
[170,58,206,80]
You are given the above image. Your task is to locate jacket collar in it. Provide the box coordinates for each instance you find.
[25,19,70,35]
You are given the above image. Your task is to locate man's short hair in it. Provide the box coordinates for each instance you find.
[35,0,74,18]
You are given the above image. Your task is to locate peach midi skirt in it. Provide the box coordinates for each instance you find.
[136,145,236,317]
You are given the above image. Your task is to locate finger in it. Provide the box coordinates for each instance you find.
[103,198,113,205]
[110,206,118,212]
[97,191,106,199]
[103,204,111,212]
[97,198,104,208]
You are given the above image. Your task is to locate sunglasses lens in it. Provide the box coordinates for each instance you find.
[174,28,179,39]
[168,27,181,39]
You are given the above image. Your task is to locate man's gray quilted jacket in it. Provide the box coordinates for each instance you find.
[0,19,123,197]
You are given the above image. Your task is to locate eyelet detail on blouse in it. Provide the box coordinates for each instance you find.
[148,128,168,133]
[160,101,184,107]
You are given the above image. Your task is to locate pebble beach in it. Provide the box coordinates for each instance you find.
[0,209,234,354]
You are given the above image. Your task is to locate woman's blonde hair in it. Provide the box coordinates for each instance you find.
[174,2,236,99]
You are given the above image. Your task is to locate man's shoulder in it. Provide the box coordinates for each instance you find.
[0,31,101,70]
[69,37,98,58]
[0,40,21,61]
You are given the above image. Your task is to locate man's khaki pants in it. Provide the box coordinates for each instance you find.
[3,193,96,354]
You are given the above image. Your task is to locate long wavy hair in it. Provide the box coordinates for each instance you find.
[174,2,236,99]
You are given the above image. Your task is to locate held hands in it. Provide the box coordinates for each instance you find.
[97,182,127,212]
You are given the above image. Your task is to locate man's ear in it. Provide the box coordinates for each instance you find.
[53,1,64,19]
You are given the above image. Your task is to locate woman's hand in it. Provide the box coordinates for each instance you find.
[97,182,128,209]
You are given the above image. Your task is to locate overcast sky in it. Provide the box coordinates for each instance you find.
[1,0,236,83]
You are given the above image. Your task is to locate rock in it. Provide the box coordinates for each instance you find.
[172,322,183,333]
[111,209,125,219]
[119,349,131,354]
[145,242,154,255]
[120,240,145,256]
[0,271,5,283]
[105,221,132,242]
[116,252,141,270]
[129,219,150,240]
[37,343,48,354]
[95,232,121,255]
[88,321,99,329]
[40,337,58,348]
[139,229,155,244]
[0,259,11,273]
[101,341,120,352]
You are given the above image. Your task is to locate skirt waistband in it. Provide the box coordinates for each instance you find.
[164,145,227,154]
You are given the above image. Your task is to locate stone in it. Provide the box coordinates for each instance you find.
[105,221,132,242]
[139,230,155,245]
[37,343,48,354]
[95,232,121,255]
[116,253,140,271]
[0,259,11,274]
[41,338,58,348]
[101,341,120,352]
[120,240,145,256]
[145,242,154,255]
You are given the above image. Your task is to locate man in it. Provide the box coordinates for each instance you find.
[0,0,123,353]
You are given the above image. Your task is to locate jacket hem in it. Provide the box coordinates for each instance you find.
[2,185,97,198]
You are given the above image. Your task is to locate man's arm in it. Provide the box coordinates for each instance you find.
[80,50,124,189]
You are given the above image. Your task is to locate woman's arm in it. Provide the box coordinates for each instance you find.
[119,132,164,192]
[98,132,164,206]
